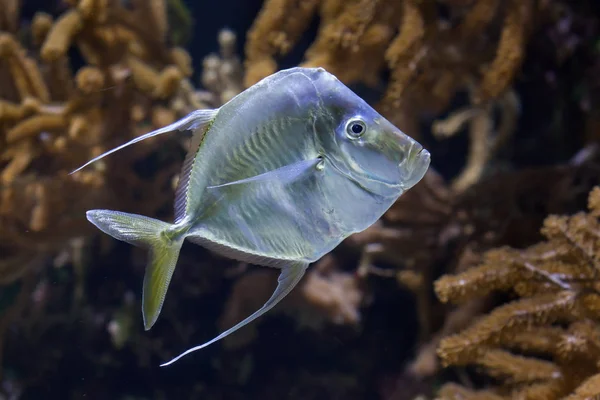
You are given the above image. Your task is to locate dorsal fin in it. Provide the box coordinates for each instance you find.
[173,114,216,222]
[70,109,218,175]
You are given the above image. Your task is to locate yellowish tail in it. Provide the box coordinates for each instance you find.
[86,210,183,330]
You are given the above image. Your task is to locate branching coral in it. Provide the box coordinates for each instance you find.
[243,0,542,195]
[356,150,600,383]
[196,29,244,108]
[434,187,600,399]
[245,0,535,109]
[0,1,200,383]
[0,0,197,283]
[432,88,520,193]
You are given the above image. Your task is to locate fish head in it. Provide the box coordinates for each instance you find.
[311,69,431,198]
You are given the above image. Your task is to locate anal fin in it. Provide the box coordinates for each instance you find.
[160,261,308,366]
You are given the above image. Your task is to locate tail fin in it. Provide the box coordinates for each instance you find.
[86,210,183,330]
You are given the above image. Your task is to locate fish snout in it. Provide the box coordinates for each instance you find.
[400,142,430,188]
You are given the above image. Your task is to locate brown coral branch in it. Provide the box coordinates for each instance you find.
[435,186,600,397]
[6,114,67,143]
[476,348,562,383]
[564,373,600,400]
[244,0,319,86]
[385,0,425,69]
[435,248,524,304]
[436,383,505,400]
[40,10,84,62]
[474,0,532,103]
[438,291,578,366]
[0,33,50,102]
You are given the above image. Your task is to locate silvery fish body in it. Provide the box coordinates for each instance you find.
[72,67,430,366]
[185,68,424,263]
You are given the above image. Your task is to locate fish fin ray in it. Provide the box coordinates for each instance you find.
[142,238,183,330]
[206,157,321,189]
[70,109,218,175]
[174,109,219,222]
[160,261,307,366]
[86,210,184,330]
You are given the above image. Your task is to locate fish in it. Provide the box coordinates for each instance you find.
[72,67,431,366]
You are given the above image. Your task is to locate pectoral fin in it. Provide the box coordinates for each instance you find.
[71,108,218,174]
[206,157,322,189]
[160,261,308,366]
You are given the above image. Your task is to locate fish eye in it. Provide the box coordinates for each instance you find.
[345,118,366,139]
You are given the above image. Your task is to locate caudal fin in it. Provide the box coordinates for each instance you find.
[86,210,183,330]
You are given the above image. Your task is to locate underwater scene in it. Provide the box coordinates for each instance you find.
[2,0,600,399]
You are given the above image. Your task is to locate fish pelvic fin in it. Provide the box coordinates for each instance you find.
[71,108,219,174]
[86,210,184,330]
[160,261,308,367]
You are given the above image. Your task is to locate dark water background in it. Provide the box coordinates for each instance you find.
[4,1,600,399]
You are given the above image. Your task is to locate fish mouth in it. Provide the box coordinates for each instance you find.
[401,144,431,188]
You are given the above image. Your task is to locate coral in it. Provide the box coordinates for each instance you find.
[243,0,320,87]
[0,0,198,382]
[0,0,20,33]
[434,187,600,399]
[242,0,545,195]
[2,1,600,399]
[245,1,535,109]
[432,89,520,193]
[367,149,600,383]
[243,1,600,195]
[0,0,196,277]
[212,149,598,386]
[196,29,244,108]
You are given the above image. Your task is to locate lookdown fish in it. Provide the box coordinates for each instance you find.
[72,67,430,366]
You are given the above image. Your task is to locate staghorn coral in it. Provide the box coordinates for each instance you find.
[434,187,600,399]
